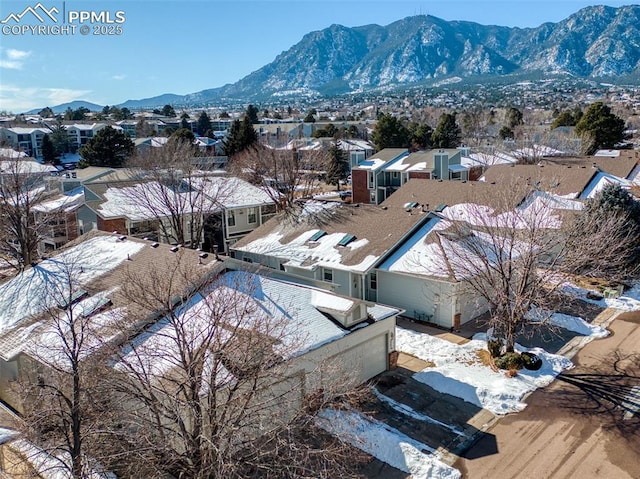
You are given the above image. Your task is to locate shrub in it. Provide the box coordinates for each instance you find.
[487,339,502,358]
[494,352,524,371]
[521,352,543,371]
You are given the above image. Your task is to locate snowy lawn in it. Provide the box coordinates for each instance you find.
[560,281,640,311]
[397,329,573,415]
[316,408,460,479]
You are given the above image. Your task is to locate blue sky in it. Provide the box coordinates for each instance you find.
[0,0,633,113]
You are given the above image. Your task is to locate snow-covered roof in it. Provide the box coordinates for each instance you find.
[512,145,565,159]
[117,270,400,379]
[0,159,55,175]
[0,147,28,159]
[355,148,408,171]
[233,200,426,274]
[0,235,144,335]
[190,176,275,209]
[579,171,631,199]
[355,157,387,170]
[95,176,274,220]
[594,149,621,157]
[339,139,373,151]
[379,190,581,279]
[32,187,84,213]
[463,151,517,168]
[2,127,50,134]
[383,151,432,172]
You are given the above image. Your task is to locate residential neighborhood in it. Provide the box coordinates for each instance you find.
[2,3,640,470]
[1,95,639,478]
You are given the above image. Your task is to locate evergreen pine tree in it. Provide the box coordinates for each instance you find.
[431,113,461,148]
[197,111,213,137]
[41,134,58,165]
[79,126,134,167]
[325,141,349,191]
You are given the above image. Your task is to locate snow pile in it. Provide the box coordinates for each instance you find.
[396,328,573,415]
[526,307,609,338]
[316,408,460,479]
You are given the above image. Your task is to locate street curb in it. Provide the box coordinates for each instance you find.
[556,307,621,360]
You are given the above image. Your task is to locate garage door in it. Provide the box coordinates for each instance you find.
[348,333,389,383]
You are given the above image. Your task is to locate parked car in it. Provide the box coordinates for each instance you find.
[339,190,352,200]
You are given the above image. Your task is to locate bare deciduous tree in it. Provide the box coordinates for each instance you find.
[0,157,55,270]
[102,255,362,478]
[124,140,231,248]
[15,253,116,478]
[433,180,634,352]
[228,144,327,212]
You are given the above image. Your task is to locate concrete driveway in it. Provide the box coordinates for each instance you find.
[455,309,640,479]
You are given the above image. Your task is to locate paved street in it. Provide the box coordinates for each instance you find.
[455,310,640,479]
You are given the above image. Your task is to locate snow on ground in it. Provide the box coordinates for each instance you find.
[561,281,640,312]
[396,328,573,415]
[316,408,461,479]
[526,307,609,338]
[10,439,115,479]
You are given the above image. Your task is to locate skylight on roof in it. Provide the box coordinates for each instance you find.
[309,230,327,242]
[337,234,356,247]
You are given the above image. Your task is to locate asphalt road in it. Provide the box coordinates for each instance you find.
[455,310,640,479]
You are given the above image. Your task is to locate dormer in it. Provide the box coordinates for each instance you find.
[311,290,368,327]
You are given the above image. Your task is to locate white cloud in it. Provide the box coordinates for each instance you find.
[112,74,126,80]
[0,48,31,70]
[0,85,93,113]
[0,60,23,70]
[6,49,31,60]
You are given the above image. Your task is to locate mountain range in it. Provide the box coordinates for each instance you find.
[36,5,640,111]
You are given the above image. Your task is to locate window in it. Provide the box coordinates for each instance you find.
[323,268,333,282]
[370,272,377,290]
[262,204,276,215]
[227,210,236,227]
[309,230,326,242]
[247,207,257,224]
[338,234,356,247]
[368,171,374,188]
